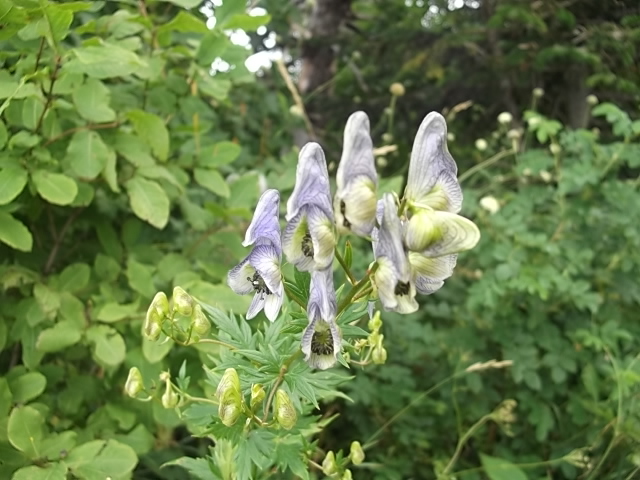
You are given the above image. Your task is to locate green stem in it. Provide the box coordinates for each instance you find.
[441,415,491,475]
[337,265,377,315]
[261,350,303,423]
[335,247,356,285]
[458,149,514,184]
[283,283,307,309]
[194,338,238,350]
[181,393,218,407]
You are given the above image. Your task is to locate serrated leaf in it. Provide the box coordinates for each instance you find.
[72,78,116,122]
[0,212,33,251]
[125,176,170,229]
[0,166,28,204]
[194,168,230,197]
[32,170,78,205]
[128,110,169,161]
[65,130,112,180]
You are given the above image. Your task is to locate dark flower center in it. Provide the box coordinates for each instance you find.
[311,328,334,355]
[247,271,271,296]
[301,231,314,258]
[394,281,410,296]
[340,200,351,228]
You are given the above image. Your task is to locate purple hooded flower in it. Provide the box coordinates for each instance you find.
[227,189,284,322]
[283,143,337,271]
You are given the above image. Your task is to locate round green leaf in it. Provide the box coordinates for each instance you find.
[31,170,78,205]
[8,371,46,403]
[127,110,169,161]
[72,78,116,123]
[0,212,33,252]
[0,166,28,204]
[480,454,528,480]
[194,168,230,198]
[12,463,68,480]
[36,321,82,353]
[65,439,137,480]
[58,263,91,292]
[64,130,112,180]
[7,405,45,458]
[125,176,170,229]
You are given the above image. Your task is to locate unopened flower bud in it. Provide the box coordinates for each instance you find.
[218,389,242,426]
[275,389,297,430]
[522,168,532,177]
[144,308,163,341]
[151,292,170,317]
[349,441,365,465]
[322,451,338,476]
[216,368,241,399]
[368,331,382,348]
[372,345,387,364]
[527,116,541,127]
[172,286,193,316]
[586,94,598,106]
[389,82,405,97]
[533,87,544,98]
[376,156,388,168]
[447,132,455,142]
[124,367,144,398]
[479,196,500,214]
[491,399,517,424]
[161,380,179,409]
[550,143,561,155]
[404,210,441,252]
[352,51,362,61]
[250,384,265,409]
[382,132,393,144]
[497,112,513,125]
[342,470,353,480]
[507,128,522,140]
[564,448,591,469]
[191,304,210,337]
[368,311,382,332]
[475,138,488,151]
[539,170,552,183]
[289,104,303,117]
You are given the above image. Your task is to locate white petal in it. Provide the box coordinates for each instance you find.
[416,170,462,213]
[336,111,377,191]
[246,293,265,319]
[309,268,337,320]
[307,205,336,271]
[249,244,282,294]
[286,143,333,221]
[227,258,255,295]
[409,252,457,280]
[334,175,377,236]
[404,112,458,204]
[263,290,283,322]
[414,277,444,295]
[420,212,481,257]
[282,210,314,271]
[243,189,281,254]
[374,194,410,283]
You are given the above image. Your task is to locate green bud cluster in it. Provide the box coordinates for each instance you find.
[367,311,387,365]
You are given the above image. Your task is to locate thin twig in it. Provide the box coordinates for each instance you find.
[275,58,315,140]
[43,121,120,146]
[44,208,83,274]
[35,55,61,133]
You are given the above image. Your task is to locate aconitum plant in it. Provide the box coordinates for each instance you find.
[127,111,480,479]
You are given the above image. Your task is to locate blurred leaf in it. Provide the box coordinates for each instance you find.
[480,454,528,480]
[65,439,137,480]
[64,44,147,79]
[32,170,78,205]
[194,168,230,198]
[36,321,83,353]
[72,78,116,122]
[12,463,68,480]
[8,372,47,403]
[125,176,170,229]
[7,405,45,458]
[0,166,28,205]
[0,212,33,252]
[128,110,169,161]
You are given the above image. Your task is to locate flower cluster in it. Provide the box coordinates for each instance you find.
[228,111,480,369]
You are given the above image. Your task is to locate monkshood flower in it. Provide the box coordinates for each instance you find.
[334,111,378,236]
[402,112,480,294]
[373,194,418,314]
[301,268,342,370]
[227,189,284,321]
[283,143,336,271]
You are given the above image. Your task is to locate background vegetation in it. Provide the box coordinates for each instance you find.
[0,0,639,479]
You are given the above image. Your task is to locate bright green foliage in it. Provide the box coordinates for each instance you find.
[0,0,273,477]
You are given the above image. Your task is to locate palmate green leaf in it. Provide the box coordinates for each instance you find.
[125,176,170,229]
[65,439,137,480]
[274,436,309,480]
[12,462,68,480]
[31,170,78,205]
[0,166,28,204]
[0,212,33,252]
[64,130,112,180]
[127,110,169,161]
[235,430,274,479]
[199,304,253,347]
[72,78,116,122]
[64,43,148,79]
[36,321,82,353]
[194,168,230,198]
[8,371,46,403]
[162,456,221,480]
[7,405,45,458]
[480,454,528,480]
